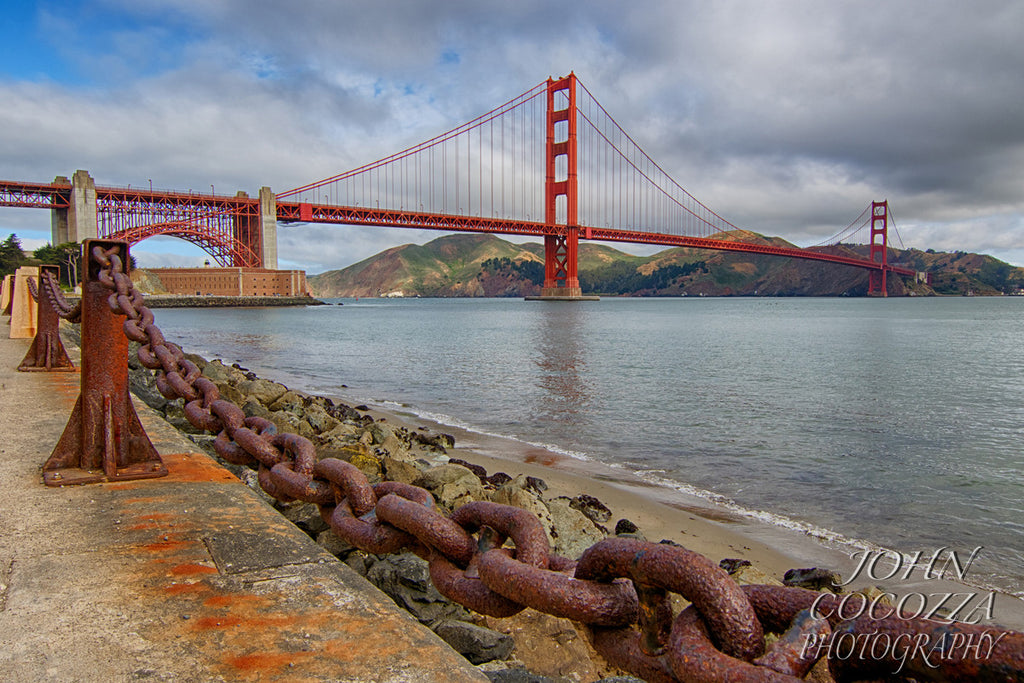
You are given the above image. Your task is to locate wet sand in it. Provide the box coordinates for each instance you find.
[361,401,1024,631]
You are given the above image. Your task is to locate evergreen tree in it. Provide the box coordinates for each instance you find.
[0,233,28,277]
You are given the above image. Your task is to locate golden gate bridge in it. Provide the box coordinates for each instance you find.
[0,73,918,297]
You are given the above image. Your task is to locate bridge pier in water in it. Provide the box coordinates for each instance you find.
[526,228,598,300]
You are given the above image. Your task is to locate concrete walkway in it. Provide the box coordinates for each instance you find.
[0,329,487,682]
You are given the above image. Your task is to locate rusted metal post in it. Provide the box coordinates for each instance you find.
[18,266,75,372]
[43,239,167,486]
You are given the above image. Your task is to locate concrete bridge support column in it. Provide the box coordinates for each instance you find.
[231,187,277,268]
[259,186,278,270]
[51,170,98,246]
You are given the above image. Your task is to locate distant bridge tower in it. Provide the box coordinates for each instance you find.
[537,73,594,300]
[868,200,889,296]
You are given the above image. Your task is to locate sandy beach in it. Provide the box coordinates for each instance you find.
[359,400,1024,632]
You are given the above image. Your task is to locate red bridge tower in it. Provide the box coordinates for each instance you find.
[868,200,889,296]
[535,73,596,300]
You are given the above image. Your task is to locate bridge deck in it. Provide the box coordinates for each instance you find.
[0,332,486,682]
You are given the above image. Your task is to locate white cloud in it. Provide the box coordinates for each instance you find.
[2,0,1023,268]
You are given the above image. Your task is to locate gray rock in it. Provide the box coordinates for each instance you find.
[214,382,246,406]
[414,464,485,509]
[344,552,372,576]
[546,498,606,560]
[487,472,512,487]
[719,558,752,575]
[315,422,360,450]
[241,397,272,420]
[365,422,393,445]
[383,456,424,485]
[365,553,470,626]
[569,494,612,524]
[411,430,455,453]
[783,567,843,593]
[524,476,547,495]
[268,411,315,439]
[448,457,487,481]
[304,404,340,434]
[434,620,513,664]
[277,501,329,538]
[201,359,245,385]
[269,389,305,414]
[235,377,288,406]
[614,519,639,535]
[414,463,478,488]
[129,372,168,411]
[162,398,204,434]
[316,528,355,559]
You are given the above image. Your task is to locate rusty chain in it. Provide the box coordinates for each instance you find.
[39,268,82,323]
[85,243,1023,682]
[26,275,38,302]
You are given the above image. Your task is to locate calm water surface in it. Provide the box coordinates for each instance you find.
[154,297,1024,595]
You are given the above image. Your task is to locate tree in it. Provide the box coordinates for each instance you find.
[33,242,82,288]
[0,233,29,277]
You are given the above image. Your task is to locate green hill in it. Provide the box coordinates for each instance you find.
[308,233,1024,297]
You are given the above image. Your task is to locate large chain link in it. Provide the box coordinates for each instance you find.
[40,269,82,322]
[88,243,1023,682]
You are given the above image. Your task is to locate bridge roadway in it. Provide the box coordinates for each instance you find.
[0,332,487,682]
[0,177,917,280]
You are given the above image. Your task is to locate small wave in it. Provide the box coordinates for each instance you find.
[626,467,1022,598]
[359,399,594,462]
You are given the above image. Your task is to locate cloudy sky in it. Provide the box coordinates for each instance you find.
[2,1,1023,271]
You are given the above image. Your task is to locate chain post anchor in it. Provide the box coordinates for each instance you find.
[19,265,75,372]
[43,239,167,486]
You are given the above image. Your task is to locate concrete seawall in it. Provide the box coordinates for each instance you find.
[64,294,328,308]
[0,331,485,682]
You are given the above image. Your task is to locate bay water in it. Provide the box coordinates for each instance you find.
[152,296,1024,596]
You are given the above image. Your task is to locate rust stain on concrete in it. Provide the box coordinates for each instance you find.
[225,650,316,675]
[164,581,210,596]
[169,563,219,576]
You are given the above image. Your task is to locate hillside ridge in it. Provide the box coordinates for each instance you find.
[308,233,1024,298]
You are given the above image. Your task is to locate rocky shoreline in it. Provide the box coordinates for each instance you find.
[65,294,327,308]
[114,332,852,682]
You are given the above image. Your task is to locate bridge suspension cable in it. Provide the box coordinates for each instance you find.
[887,207,907,250]
[808,205,872,248]
[279,81,550,224]
[279,76,761,242]
[574,81,744,239]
